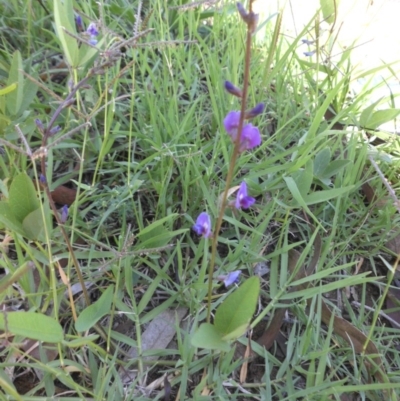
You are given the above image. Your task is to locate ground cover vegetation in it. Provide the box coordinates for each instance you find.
[1,0,400,399]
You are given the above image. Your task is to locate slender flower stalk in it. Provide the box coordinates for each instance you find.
[206,1,258,322]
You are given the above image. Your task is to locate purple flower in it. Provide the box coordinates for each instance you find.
[304,50,316,57]
[301,39,315,45]
[224,111,262,152]
[39,174,46,184]
[223,111,241,138]
[88,38,98,46]
[86,22,99,37]
[192,212,212,238]
[60,205,69,224]
[224,81,242,98]
[217,270,241,287]
[238,123,261,152]
[235,182,255,209]
[244,102,264,119]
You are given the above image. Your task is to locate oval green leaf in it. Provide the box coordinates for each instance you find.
[75,285,114,332]
[9,173,39,223]
[214,276,260,340]
[0,201,24,234]
[191,323,230,352]
[0,312,63,342]
[23,207,46,240]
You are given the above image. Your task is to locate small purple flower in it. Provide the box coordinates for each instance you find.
[217,270,241,287]
[224,81,242,98]
[224,111,262,152]
[88,38,98,46]
[235,182,255,209]
[244,102,264,119]
[238,123,261,152]
[223,111,241,139]
[39,174,46,184]
[192,212,212,238]
[60,205,69,224]
[86,22,99,37]
[301,39,315,45]
[304,50,316,57]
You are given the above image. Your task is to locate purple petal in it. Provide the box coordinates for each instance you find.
[223,270,241,287]
[235,181,255,209]
[239,124,261,152]
[87,22,99,37]
[224,81,242,98]
[88,37,98,46]
[304,50,316,57]
[223,111,241,139]
[192,212,212,238]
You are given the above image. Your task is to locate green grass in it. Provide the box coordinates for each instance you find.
[1,0,400,400]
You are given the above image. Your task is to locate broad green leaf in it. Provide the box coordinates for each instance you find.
[0,201,24,234]
[75,285,114,332]
[18,78,38,114]
[313,148,331,178]
[214,276,260,340]
[6,51,23,116]
[0,312,63,342]
[359,97,382,127]
[303,186,354,205]
[9,173,40,223]
[53,0,79,66]
[0,82,17,96]
[23,207,46,240]
[364,109,400,130]
[292,160,313,198]
[320,159,351,179]
[320,0,338,24]
[284,176,318,224]
[191,323,230,352]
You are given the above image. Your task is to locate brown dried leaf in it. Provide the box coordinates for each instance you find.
[120,307,187,384]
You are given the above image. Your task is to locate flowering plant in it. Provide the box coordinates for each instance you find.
[191,1,262,351]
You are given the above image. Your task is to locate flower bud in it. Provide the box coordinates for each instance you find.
[224,81,242,98]
[49,125,61,136]
[245,103,264,119]
[35,119,44,133]
[60,205,69,224]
